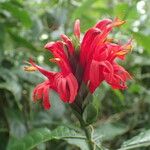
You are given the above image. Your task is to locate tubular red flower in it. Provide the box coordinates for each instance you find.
[26,18,132,109]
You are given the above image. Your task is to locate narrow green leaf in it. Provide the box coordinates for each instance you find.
[119,129,150,150]
[8,31,38,51]
[113,90,124,102]
[8,126,87,150]
[1,2,32,28]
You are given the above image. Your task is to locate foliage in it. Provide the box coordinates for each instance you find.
[0,0,150,150]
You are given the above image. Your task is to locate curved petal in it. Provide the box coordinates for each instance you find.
[95,19,112,31]
[45,41,68,62]
[30,59,55,80]
[61,34,74,54]
[33,82,45,101]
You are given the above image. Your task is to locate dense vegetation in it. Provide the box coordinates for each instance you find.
[0,0,150,150]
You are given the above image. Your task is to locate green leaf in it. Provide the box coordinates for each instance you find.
[119,129,150,150]
[8,126,87,150]
[94,122,129,142]
[113,90,124,102]
[1,2,32,28]
[66,138,89,150]
[0,23,5,51]
[8,31,38,51]
[83,102,98,125]
[0,68,22,108]
[132,32,150,53]
[0,108,9,150]
[93,89,101,110]
[4,108,26,138]
[0,81,22,108]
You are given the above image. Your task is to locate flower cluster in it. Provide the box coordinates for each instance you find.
[25,18,132,109]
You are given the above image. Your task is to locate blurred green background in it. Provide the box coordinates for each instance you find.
[0,0,150,150]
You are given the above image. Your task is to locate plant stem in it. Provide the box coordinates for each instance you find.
[81,125,94,150]
[70,104,94,150]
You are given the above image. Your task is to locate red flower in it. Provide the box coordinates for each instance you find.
[25,18,132,109]
[80,18,132,92]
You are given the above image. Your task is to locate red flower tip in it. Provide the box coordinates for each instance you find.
[60,34,74,54]
[74,19,80,39]
[60,34,68,41]
[44,42,55,50]
[95,19,112,30]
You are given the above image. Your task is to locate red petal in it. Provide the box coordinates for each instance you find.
[89,60,104,93]
[61,34,74,54]
[89,60,99,88]
[43,87,51,110]
[66,74,78,103]
[93,45,108,61]
[33,82,45,101]
[80,28,100,67]
[95,19,112,30]
[57,77,69,102]
[44,42,55,50]
[30,59,55,80]
[45,41,69,63]
[74,19,80,39]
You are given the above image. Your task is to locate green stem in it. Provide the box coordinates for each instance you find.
[70,104,93,150]
[81,125,93,150]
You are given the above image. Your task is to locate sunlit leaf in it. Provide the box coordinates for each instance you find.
[94,122,129,142]
[119,129,150,150]
[8,126,87,150]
